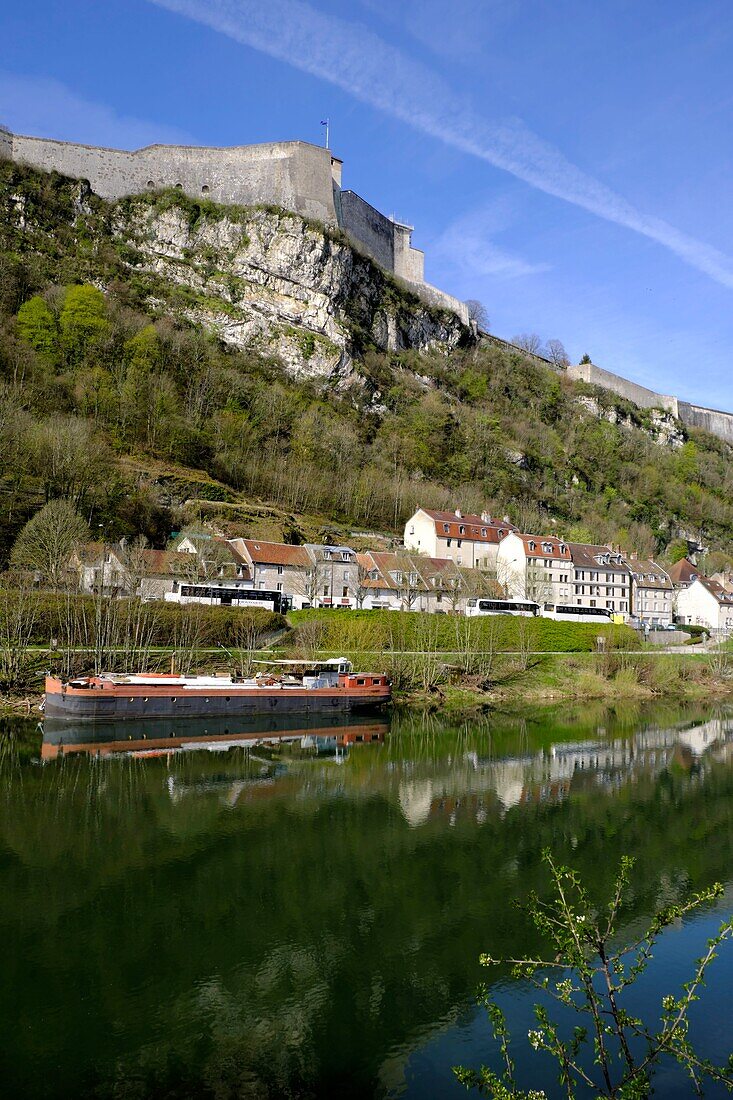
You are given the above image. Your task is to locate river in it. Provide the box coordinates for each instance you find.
[1,702,732,1097]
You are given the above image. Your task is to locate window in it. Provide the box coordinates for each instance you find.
[528,541,536,551]
[457,539,462,548]
[342,586,349,597]
[344,570,350,581]
[277,582,283,592]
[459,525,465,535]
[323,585,329,596]
[258,581,265,590]
[446,539,452,547]
[590,599,596,607]
[201,184,210,193]
[443,523,450,533]
[342,552,350,561]
[409,525,415,535]
[481,527,487,536]
[324,550,332,559]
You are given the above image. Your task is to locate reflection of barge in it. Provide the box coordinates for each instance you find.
[43,659,391,721]
[41,713,388,760]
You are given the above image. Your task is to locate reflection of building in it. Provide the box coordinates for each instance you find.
[392,715,733,827]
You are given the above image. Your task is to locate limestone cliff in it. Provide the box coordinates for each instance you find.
[0,162,470,380]
[114,192,469,379]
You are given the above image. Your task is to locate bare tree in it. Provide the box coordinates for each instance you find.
[120,535,150,597]
[11,499,89,589]
[350,558,375,610]
[545,338,570,367]
[465,299,489,331]
[511,333,543,356]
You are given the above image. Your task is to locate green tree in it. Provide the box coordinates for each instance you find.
[59,284,109,364]
[667,538,690,565]
[16,295,58,361]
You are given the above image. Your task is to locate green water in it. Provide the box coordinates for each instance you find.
[1,702,733,1098]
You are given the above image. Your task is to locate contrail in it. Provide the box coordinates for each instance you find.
[149,0,733,290]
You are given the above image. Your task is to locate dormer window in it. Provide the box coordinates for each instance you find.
[443,523,450,533]
[499,529,506,538]
[481,528,487,537]
[394,571,403,583]
[409,572,417,585]
[342,552,350,561]
[324,550,332,560]
[542,543,552,553]
[528,541,536,551]
[458,525,465,535]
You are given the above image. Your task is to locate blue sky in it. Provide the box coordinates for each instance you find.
[2,0,733,410]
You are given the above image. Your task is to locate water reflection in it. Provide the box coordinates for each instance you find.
[0,703,731,1099]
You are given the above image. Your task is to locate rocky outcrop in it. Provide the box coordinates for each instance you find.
[113,194,469,380]
[575,395,685,449]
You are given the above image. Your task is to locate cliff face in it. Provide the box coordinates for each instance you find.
[0,162,470,380]
[115,194,469,379]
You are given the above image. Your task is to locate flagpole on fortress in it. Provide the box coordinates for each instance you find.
[320,118,330,148]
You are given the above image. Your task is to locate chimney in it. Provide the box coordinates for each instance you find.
[481,511,491,523]
[454,508,462,518]
[502,515,511,524]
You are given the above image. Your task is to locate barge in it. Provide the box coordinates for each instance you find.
[43,659,391,721]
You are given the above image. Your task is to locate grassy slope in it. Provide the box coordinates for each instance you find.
[0,159,732,564]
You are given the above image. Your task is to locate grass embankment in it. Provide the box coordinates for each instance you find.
[286,610,733,709]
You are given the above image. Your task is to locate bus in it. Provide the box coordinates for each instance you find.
[465,598,540,618]
[543,604,615,624]
[165,584,290,615]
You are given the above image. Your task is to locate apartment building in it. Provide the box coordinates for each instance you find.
[496,532,574,605]
[567,544,631,618]
[403,507,515,569]
[625,558,674,627]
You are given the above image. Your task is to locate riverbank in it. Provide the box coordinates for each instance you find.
[3,649,731,720]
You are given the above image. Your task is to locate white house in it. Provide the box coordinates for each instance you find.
[496,532,574,605]
[403,508,515,569]
[676,577,733,634]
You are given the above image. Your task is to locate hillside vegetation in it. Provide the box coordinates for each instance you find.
[1,159,732,563]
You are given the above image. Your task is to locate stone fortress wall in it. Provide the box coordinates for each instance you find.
[0,127,468,323]
[567,361,733,445]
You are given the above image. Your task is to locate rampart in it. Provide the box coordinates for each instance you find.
[0,126,465,320]
[567,360,733,446]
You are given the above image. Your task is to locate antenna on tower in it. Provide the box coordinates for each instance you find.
[320,118,330,149]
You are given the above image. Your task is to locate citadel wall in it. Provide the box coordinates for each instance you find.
[7,133,340,224]
[567,361,678,414]
[567,361,733,446]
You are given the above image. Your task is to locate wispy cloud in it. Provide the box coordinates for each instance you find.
[148,0,733,291]
[433,204,550,280]
[0,73,193,148]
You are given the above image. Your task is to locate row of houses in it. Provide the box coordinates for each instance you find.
[71,505,733,634]
[403,507,733,633]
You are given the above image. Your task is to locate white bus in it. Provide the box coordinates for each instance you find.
[543,604,617,624]
[465,598,540,618]
[165,584,289,614]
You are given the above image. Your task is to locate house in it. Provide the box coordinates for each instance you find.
[710,569,733,594]
[355,551,497,612]
[354,552,414,610]
[230,539,311,603]
[624,557,674,627]
[403,507,515,569]
[676,577,733,634]
[567,544,632,619]
[667,558,700,589]
[304,544,357,608]
[72,542,128,596]
[496,532,574,606]
[138,548,216,601]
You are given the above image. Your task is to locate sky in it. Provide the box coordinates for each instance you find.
[2,0,733,410]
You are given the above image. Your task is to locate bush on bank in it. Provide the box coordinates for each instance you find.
[287,608,639,653]
[0,591,286,647]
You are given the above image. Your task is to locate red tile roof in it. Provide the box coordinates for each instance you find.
[697,576,733,606]
[667,558,699,586]
[239,539,311,568]
[420,509,516,544]
[516,533,571,560]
